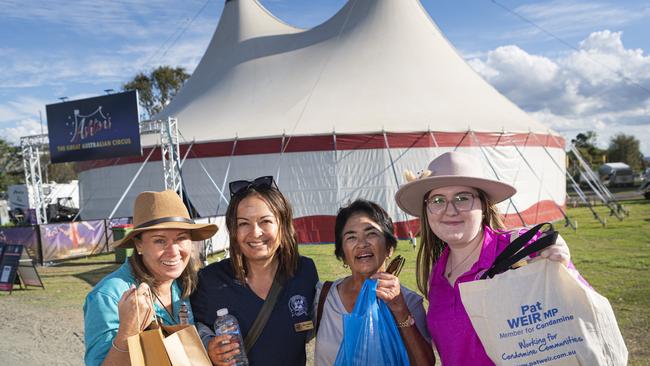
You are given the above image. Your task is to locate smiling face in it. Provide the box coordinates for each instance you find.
[425,185,484,248]
[134,229,192,284]
[235,194,281,265]
[341,213,393,277]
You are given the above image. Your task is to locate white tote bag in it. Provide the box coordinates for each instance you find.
[460,259,627,366]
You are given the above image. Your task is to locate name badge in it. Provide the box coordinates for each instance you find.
[294,320,314,332]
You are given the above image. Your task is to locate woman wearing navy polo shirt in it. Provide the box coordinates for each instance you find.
[191,176,318,366]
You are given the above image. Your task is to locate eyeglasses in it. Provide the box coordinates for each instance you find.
[229,176,277,198]
[425,193,475,214]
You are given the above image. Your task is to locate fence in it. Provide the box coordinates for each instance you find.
[0,216,229,265]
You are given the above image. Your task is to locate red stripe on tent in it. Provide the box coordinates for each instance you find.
[76,132,565,172]
[294,200,566,244]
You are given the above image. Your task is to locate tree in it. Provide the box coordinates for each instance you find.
[0,138,23,192]
[571,131,607,165]
[123,66,190,119]
[607,133,644,171]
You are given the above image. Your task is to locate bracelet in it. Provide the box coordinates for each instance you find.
[396,314,415,328]
[112,338,129,353]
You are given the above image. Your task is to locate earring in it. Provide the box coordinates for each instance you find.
[138,251,142,255]
[342,263,349,269]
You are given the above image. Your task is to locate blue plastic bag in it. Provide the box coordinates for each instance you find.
[333,279,410,366]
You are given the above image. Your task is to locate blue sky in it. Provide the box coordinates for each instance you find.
[1,0,649,154]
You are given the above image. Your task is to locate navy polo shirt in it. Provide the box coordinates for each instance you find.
[191,256,319,366]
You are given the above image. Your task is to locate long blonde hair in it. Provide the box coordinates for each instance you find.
[416,190,506,297]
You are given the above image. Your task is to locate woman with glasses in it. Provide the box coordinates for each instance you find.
[190,176,318,366]
[395,151,575,365]
[314,199,435,366]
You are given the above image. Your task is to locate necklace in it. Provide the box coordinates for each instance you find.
[446,242,481,278]
[152,288,176,324]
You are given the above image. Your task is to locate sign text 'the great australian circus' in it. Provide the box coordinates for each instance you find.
[46,90,142,163]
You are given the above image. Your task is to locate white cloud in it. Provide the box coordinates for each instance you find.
[0,96,49,124]
[0,119,47,144]
[469,30,650,154]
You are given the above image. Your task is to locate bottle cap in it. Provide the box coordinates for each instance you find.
[217,308,229,317]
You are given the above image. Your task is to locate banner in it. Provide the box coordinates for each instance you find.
[40,220,108,262]
[0,226,40,264]
[46,90,141,163]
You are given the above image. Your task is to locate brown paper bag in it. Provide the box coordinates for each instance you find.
[126,289,212,366]
[161,324,212,366]
[128,321,212,366]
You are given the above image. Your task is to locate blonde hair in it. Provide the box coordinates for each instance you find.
[416,190,506,297]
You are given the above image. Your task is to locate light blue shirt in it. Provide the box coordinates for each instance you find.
[83,261,194,366]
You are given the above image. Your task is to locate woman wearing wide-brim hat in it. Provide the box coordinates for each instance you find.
[395,151,577,365]
[84,190,218,366]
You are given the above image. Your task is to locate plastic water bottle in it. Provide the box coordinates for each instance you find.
[213,308,249,366]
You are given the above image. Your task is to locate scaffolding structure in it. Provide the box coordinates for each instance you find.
[20,134,49,224]
[141,117,183,198]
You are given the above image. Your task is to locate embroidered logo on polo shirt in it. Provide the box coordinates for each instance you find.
[288,295,308,317]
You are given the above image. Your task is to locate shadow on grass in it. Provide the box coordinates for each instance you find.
[74,264,120,286]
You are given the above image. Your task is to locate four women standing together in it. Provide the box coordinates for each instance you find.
[85,151,577,365]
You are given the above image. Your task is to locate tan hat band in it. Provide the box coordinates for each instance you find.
[135,216,195,230]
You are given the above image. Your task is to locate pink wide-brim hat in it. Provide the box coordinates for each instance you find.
[395,151,516,217]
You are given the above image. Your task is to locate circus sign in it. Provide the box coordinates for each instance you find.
[46,90,142,163]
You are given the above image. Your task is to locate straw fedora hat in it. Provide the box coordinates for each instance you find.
[395,151,516,217]
[112,190,218,249]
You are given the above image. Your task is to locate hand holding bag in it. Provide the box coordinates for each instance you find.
[459,224,627,366]
[127,289,212,366]
[333,279,410,366]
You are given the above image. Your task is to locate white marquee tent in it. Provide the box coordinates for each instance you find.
[78,0,567,243]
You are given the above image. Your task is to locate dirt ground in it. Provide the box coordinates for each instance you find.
[0,294,85,365]
[0,288,315,366]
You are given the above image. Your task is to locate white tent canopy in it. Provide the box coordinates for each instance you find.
[79,0,566,243]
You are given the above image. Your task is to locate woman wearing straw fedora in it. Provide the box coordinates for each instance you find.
[83,190,218,366]
[395,151,576,365]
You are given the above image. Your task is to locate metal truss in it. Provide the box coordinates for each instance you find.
[141,117,183,199]
[20,134,49,224]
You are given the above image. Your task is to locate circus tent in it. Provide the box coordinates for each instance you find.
[78,0,567,243]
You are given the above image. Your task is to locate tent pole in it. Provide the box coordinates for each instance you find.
[512,133,576,230]
[567,143,627,219]
[275,133,286,185]
[108,146,157,220]
[469,131,527,227]
[383,131,414,238]
[454,131,469,151]
[333,130,341,204]
[215,137,238,216]
[529,133,606,227]
[179,140,194,167]
[195,157,229,206]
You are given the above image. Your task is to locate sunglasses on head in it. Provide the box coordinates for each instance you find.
[229,176,277,198]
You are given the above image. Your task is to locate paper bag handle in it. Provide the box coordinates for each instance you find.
[134,285,157,331]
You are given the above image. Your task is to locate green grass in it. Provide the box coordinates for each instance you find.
[1,199,648,364]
